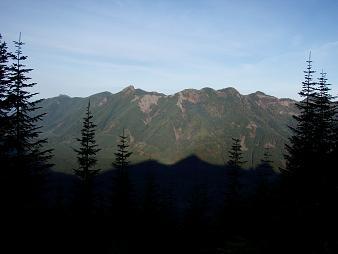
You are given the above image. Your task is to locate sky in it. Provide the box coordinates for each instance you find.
[1,0,338,100]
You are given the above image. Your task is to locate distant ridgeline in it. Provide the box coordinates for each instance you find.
[38,86,297,172]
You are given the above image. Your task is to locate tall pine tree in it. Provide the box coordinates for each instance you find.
[226,137,246,196]
[5,34,52,210]
[227,137,246,168]
[281,55,338,253]
[313,71,336,162]
[73,101,101,183]
[73,101,101,214]
[113,128,132,174]
[284,53,318,177]
[220,137,247,238]
[226,137,246,197]
[111,128,133,223]
[0,34,10,161]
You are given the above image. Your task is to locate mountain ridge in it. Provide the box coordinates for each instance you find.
[52,86,295,101]
[38,86,297,172]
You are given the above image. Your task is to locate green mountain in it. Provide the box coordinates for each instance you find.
[38,86,297,172]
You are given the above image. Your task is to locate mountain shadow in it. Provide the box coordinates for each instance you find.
[2,155,285,254]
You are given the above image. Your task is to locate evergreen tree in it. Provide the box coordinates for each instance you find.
[312,71,338,234]
[5,34,52,210]
[284,53,318,177]
[281,55,338,253]
[221,137,247,236]
[0,34,10,162]
[73,101,101,182]
[313,71,336,161]
[284,56,336,200]
[226,137,246,195]
[73,101,101,213]
[113,128,132,174]
[111,128,133,222]
[226,137,247,198]
[227,137,246,168]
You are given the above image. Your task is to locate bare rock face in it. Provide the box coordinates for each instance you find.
[246,121,257,138]
[138,94,162,113]
[176,89,201,113]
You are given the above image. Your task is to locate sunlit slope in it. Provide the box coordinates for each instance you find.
[38,86,297,172]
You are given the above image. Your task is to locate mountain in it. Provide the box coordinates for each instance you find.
[37,86,297,172]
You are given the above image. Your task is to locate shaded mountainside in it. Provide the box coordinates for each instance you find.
[45,155,279,212]
[38,86,297,172]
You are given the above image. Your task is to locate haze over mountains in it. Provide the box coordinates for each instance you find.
[38,86,297,172]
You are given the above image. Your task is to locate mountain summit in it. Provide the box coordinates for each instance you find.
[39,86,297,172]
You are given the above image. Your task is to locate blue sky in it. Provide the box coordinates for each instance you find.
[1,0,337,99]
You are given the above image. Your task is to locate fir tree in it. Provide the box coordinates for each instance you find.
[284,56,336,199]
[226,137,246,195]
[113,128,132,174]
[73,101,101,214]
[223,137,247,229]
[0,34,12,213]
[313,71,336,161]
[227,137,246,168]
[73,101,101,183]
[281,55,338,253]
[284,53,318,177]
[111,128,133,222]
[312,71,338,214]
[5,34,53,210]
[0,34,10,161]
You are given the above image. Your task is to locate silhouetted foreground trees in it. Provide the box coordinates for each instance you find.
[281,54,338,253]
[73,101,101,215]
[0,34,52,215]
[0,34,337,254]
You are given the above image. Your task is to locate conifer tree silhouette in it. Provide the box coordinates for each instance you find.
[281,55,338,254]
[74,101,101,181]
[226,137,246,197]
[284,53,318,177]
[73,101,101,213]
[112,128,133,223]
[0,34,10,163]
[284,56,336,204]
[113,128,132,173]
[222,137,247,236]
[227,137,246,168]
[313,71,336,162]
[0,34,12,214]
[5,33,53,211]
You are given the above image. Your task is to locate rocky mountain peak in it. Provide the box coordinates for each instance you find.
[122,85,135,95]
[219,87,240,95]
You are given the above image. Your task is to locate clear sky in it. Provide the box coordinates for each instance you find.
[1,0,337,99]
